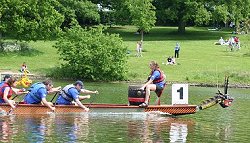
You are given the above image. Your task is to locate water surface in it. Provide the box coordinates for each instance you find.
[0,85,249,143]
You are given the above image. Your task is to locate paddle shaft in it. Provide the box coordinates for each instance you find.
[11,94,19,100]
[8,93,28,115]
[11,89,26,100]
[87,93,97,108]
[50,91,59,102]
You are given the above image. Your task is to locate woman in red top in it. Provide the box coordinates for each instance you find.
[0,77,26,109]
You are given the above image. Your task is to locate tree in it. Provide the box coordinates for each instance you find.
[126,0,156,41]
[224,0,250,32]
[54,26,128,81]
[153,0,211,33]
[91,0,131,26]
[153,0,250,33]
[0,0,64,41]
[211,5,228,27]
[56,0,100,28]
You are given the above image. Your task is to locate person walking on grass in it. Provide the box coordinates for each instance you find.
[55,80,98,112]
[139,61,166,107]
[136,41,143,57]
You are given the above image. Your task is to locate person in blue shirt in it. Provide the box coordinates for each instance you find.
[0,74,11,87]
[139,61,166,107]
[24,80,61,112]
[174,42,180,58]
[55,80,98,112]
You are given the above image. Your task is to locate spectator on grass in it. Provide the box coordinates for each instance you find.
[20,62,30,73]
[214,37,226,45]
[166,56,176,65]
[136,41,142,57]
[234,37,240,49]
[219,37,225,45]
[228,37,235,51]
[171,56,176,65]
[167,56,172,65]
[174,42,180,58]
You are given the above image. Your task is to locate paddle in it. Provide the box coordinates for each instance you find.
[87,93,98,108]
[11,94,19,100]
[11,88,26,100]
[7,93,27,115]
[50,91,60,102]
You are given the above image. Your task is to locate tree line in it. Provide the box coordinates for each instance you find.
[0,0,249,81]
[1,0,250,41]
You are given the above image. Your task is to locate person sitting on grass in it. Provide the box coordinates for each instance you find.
[139,61,166,107]
[24,80,61,112]
[55,80,98,112]
[167,56,172,65]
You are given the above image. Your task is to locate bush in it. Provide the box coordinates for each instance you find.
[0,40,42,56]
[54,26,128,81]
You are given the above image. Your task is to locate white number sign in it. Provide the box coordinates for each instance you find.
[172,84,188,105]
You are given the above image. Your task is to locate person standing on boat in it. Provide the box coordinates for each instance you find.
[24,80,61,112]
[0,77,27,109]
[139,61,166,107]
[55,80,98,112]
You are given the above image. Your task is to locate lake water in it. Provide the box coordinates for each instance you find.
[0,84,249,143]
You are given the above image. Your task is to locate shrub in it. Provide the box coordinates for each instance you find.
[0,41,42,56]
[54,26,128,81]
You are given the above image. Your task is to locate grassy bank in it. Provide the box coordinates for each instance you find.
[0,26,250,84]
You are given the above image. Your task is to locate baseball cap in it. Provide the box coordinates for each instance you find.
[3,74,11,81]
[75,80,84,89]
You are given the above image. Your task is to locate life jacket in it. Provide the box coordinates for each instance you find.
[0,83,13,99]
[60,84,79,102]
[28,82,46,102]
[148,69,164,84]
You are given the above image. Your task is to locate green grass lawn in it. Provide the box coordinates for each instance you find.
[0,26,250,84]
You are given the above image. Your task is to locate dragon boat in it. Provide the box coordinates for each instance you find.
[0,77,233,116]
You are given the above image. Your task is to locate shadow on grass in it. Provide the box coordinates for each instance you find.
[105,26,234,41]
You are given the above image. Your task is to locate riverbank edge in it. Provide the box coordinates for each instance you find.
[2,73,250,89]
[114,81,250,89]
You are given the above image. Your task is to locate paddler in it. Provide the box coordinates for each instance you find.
[24,80,61,112]
[0,77,27,109]
[139,61,166,107]
[55,80,98,112]
[0,74,11,87]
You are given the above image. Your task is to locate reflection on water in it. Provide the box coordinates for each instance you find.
[170,123,187,143]
[0,113,195,143]
[0,85,249,143]
[0,116,15,142]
